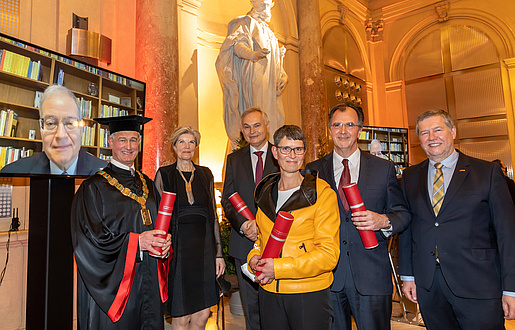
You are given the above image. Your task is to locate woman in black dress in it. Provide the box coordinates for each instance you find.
[155,126,225,330]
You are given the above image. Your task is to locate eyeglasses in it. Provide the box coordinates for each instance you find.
[330,122,360,130]
[39,116,83,132]
[276,145,306,155]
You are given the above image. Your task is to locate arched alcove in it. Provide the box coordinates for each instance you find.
[194,0,298,181]
[322,25,368,114]
[396,20,513,172]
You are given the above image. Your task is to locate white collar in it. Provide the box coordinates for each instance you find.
[110,159,136,173]
[250,141,268,154]
[333,148,360,168]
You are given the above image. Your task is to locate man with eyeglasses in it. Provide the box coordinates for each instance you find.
[1,85,106,175]
[306,103,410,330]
[221,107,278,330]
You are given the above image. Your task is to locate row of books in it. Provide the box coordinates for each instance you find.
[389,143,406,151]
[359,131,374,140]
[0,146,33,169]
[390,153,405,163]
[0,109,18,137]
[81,126,96,146]
[79,97,93,119]
[99,128,110,148]
[0,36,140,88]
[99,154,113,161]
[99,105,128,118]
[0,49,42,81]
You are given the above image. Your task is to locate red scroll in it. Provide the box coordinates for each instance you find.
[256,211,295,276]
[228,192,255,221]
[342,183,379,249]
[150,191,176,257]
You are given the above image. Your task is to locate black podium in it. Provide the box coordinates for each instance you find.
[25,176,76,330]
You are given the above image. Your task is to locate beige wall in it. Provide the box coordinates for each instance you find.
[18,0,137,78]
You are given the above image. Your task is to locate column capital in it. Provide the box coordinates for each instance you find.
[337,4,348,25]
[434,1,450,22]
[504,57,515,69]
[365,19,384,42]
[385,80,404,91]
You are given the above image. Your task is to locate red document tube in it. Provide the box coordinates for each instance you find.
[150,191,176,257]
[342,183,379,249]
[228,192,256,221]
[256,211,295,276]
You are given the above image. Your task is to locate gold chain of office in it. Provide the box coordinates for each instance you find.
[97,170,152,225]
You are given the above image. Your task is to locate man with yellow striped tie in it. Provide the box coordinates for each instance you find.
[398,109,515,330]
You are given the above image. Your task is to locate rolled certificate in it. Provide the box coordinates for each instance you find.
[256,211,294,276]
[342,183,379,249]
[150,191,176,257]
[228,192,255,221]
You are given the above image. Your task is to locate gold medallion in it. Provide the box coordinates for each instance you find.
[141,207,152,225]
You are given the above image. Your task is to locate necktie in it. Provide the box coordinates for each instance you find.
[338,159,351,213]
[432,163,444,216]
[254,151,264,186]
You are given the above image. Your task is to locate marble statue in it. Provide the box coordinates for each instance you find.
[216,0,288,143]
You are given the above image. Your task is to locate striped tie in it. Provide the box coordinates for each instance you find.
[432,163,444,216]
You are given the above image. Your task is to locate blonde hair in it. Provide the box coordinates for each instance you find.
[171,126,201,146]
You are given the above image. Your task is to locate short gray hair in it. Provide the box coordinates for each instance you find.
[39,85,81,119]
[171,126,201,146]
[240,107,269,127]
[415,109,454,136]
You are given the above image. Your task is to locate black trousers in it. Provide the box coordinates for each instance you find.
[259,287,333,330]
[331,257,391,330]
[234,258,260,330]
[417,264,505,330]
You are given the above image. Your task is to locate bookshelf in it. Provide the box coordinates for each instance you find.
[358,126,409,169]
[0,33,146,169]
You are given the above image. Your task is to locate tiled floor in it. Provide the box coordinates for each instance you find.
[164,291,515,330]
[166,291,423,330]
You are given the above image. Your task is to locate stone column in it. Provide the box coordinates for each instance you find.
[502,58,515,166]
[136,0,179,176]
[297,0,327,163]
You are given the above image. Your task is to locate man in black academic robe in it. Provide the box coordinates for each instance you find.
[71,116,171,329]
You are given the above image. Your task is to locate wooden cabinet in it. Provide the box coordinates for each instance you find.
[0,33,145,169]
[358,126,409,170]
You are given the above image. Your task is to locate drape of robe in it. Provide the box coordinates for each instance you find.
[71,164,168,329]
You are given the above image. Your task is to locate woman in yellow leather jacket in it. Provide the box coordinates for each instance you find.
[248,125,340,330]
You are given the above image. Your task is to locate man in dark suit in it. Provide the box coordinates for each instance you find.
[306,103,410,330]
[399,109,515,329]
[221,107,278,330]
[492,159,515,204]
[1,85,106,175]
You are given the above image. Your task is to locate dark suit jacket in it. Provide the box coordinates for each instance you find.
[221,143,279,260]
[505,176,515,205]
[398,151,515,299]
[306,150,410,295]
[1,149,107,175]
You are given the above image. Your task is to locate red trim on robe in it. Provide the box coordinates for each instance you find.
[107,232,139,322]
[157,248,171,302]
